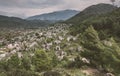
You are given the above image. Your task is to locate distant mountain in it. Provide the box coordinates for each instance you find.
[27,10,79,21]
[66,3,117,24]
[0,15,53,29]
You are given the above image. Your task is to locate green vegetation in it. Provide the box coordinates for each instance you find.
[0,54,38,76]
[32,50,52,72]
[80,26,120,74]
[67,8,120,75]
[0,49,60,76]
[66,3,117,25]
[0,15,53,29]
[69,8,120,38]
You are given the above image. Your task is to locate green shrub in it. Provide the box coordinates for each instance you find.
[80,26,120,75]
[32,50,52,72]
[6,69,38,76]
[43,71,61,76]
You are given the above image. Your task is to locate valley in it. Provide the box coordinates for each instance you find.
[0,23,105,76]
[0,3,120,76]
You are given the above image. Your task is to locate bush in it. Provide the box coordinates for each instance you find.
[7,54,21,69]
[32,50,52,72]
[21,56,31,70]
[6,69,38,76]
[43,71,61,76]
[0,72,7,76]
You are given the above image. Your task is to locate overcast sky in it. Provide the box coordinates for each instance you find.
[0,0,119,18]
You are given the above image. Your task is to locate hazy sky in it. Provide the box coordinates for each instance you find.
[0,0,119,18]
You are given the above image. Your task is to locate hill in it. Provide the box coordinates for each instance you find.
[67,5,120,75]
[27,10,79,21]
[0,15,53,29]
[66,3,117,25]
[69,6,120,38]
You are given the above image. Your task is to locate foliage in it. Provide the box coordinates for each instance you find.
[69,8,120,38]
[32,50,52,72]
[43,71,61,76]
[6,69,38,76]
[79,26,120,75]
[7,54,21,69]
[0,53,38,76]
[21,55,31,70]
[0,15,53,29]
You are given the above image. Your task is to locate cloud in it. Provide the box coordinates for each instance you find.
[59,0,111,10]
[0,0,65,8]
[0,0,119,18]
[0,11,26,18]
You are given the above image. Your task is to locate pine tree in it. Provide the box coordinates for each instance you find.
[32,50,52,72]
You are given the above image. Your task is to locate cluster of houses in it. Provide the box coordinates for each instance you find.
[0,23,84,61]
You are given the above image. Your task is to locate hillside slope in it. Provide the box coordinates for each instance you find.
[67,7,120,75]
[0,15,53,29]
[69,8,120,37]
[66,3,117,25]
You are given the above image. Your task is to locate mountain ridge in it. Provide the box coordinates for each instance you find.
[0,15,53,29]
[66,3,117,24]
[27,9,79,21]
